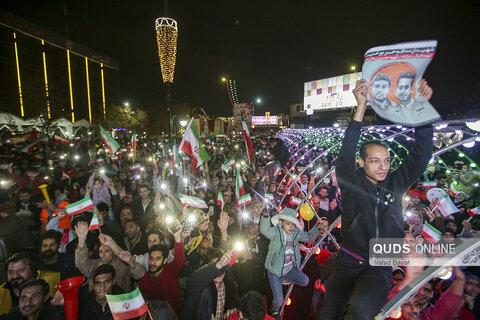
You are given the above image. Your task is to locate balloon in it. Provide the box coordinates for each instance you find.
[299,203,314,221]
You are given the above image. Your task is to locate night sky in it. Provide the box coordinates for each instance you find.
[1,0,479,120]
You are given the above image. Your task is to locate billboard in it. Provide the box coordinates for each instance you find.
[233,103,254,129]
[252,116,278,125]
[303,72,363,114]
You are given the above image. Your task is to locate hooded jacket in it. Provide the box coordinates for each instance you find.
[335,120,433,259]
[260,215,320,277]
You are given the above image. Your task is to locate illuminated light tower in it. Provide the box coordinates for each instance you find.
[155,17,178,146]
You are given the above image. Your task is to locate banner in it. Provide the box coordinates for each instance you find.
[362,40,441,127]
[233,103,253,129]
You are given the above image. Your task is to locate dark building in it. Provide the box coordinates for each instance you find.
[0,9,118,123]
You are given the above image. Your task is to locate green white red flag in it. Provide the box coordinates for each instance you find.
[422,222,442,244]
[99,125,119,154]
[434,195,459,217]
[131,163,141,171]
[105,287,148,320]
[65,196,95,216]
[290,196,302,206]
[179,194,208,209]
[468,207,479,217]
[423,181,437,188]
[265,193,274,202]
[130,131,137,162]
[21,135,49,153]
[217,192,224,210]
[89,213,100,231]
[242,121,255,166]
[222,158,236,173]
[238,194,252,206]
[54,135,69,144]
[179,119,211,173]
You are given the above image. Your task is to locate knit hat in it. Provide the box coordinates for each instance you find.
[442,227,455,236]
[271,208,302,230]
[0,200,17,215]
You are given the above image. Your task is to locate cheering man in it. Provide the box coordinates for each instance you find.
[319,79,434,320]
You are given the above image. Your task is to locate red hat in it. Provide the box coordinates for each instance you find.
[411,192,421,198]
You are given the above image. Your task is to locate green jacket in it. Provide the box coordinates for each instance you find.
[260,215,320,277]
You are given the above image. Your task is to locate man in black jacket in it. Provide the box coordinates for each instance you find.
[180,248,240,320]
[319,79,434,320]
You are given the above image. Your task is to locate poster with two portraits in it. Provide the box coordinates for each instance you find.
[363,40,441,127]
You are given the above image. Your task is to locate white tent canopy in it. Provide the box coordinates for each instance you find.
[0,113,92,137]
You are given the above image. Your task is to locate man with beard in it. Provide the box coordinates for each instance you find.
[369,73,397,111]
[79,264,124,320]
[0,252,37,313]
[387,267,466,320]
[36,230,75,298]
[138,222,185,313]
[75,221,144,292]
[121,218,148,255]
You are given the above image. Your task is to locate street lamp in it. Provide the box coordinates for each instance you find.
[350,65,356,72]
[179,119,187,127]
[155,17,178,147]
[256,97,262,104]
[124,102,130,107]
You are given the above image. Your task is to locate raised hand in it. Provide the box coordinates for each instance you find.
[118,250,132,263]
[418,79,433,101]
[217,211,229,233]
[352,80,368,107]
[215,250,233,269]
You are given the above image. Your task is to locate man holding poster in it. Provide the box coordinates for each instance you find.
[363,40,441,126]
[319,78,434,320]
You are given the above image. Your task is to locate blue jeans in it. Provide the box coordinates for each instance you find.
[268,268,309,312]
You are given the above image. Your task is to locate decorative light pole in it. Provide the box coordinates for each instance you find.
[155,17,178,146]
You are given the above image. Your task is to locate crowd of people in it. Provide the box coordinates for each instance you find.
[0,85,479,319]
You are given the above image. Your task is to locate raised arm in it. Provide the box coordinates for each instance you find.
[259,214,276,240]
[335,80,367,184]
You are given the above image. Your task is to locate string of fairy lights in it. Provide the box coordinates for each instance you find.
[226,79,240,107]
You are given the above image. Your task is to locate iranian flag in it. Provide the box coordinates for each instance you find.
[21,135,49,153]
[54,135,69,144]
[217,192,225,210]
[171,140,181,174]
[99,125,120,154]
[106,287,148,320]
[242,120,255,166]
[222,158,235,173]
[65,196,95,216]
[61,172,70,180]
[111,155,119,161]
[423,181,437,188]
[96,158,104,164]
[297,166,306,173]
[265,193,274,202]
[238,194,252,206]
[131,163,141,171]
[0,164,9,170]
[178,194,208,209]
[468,207,479,217]
[235,167,246,207]
[89,213,100,231]
[273,166,281,177]
[450,182,461,197]
[422,222,442,244]
[130,131,137,162]
[179,119,211,173]
[290,196,302,206]
[434,195,459,217]
[88,149,94,159]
